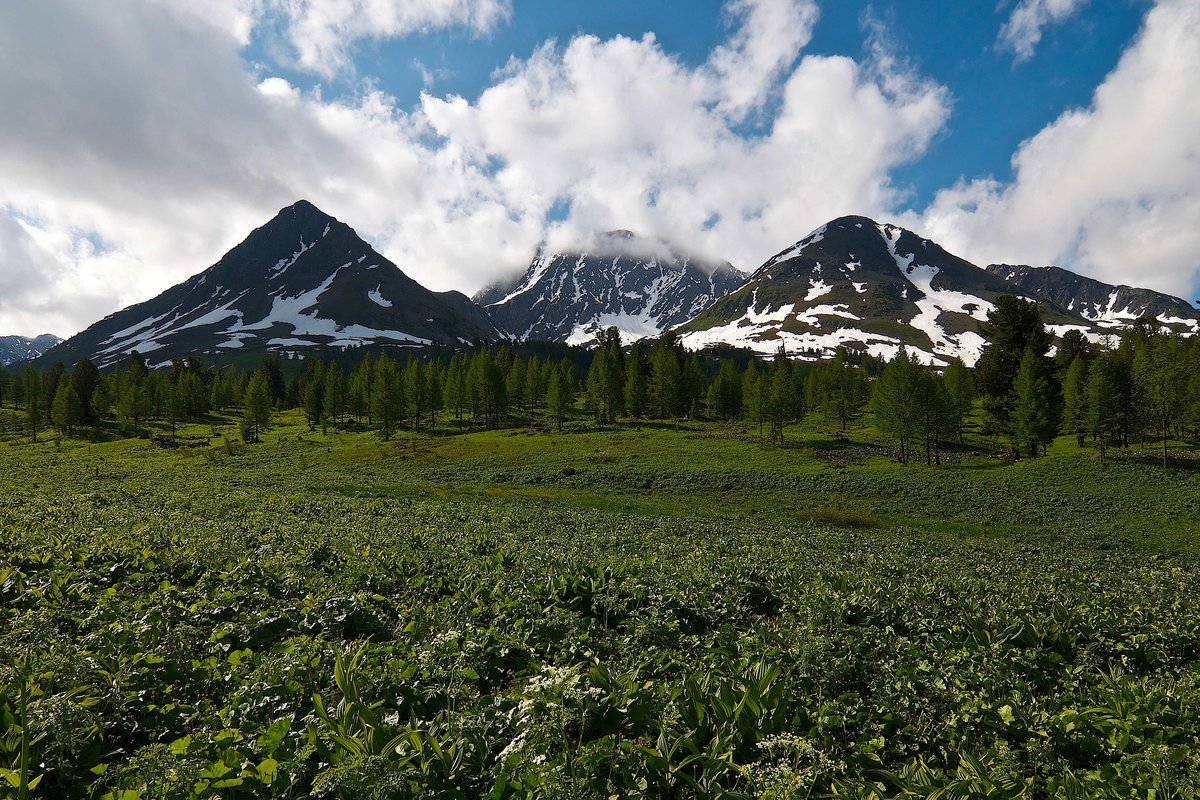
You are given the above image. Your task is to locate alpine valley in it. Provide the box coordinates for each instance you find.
[25,203,1200,369]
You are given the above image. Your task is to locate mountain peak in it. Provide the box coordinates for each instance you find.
[476,235,746,345]
[39,204,501,367]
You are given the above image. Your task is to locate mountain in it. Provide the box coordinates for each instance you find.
[985,264,1200,333]
[0,333,62,366]
[675,215,1105,366]
[475,230,746,345]
[41,200,502,368]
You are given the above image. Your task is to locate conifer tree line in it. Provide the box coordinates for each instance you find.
[3,294,1200,466]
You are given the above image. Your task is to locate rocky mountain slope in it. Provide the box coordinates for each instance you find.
[476,231,746,345]
[986,264,1200,333]
[0,333,62,366]
[41,201,502,368]
[675,216,1119,366]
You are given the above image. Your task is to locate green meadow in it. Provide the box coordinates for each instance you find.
[3,409,1200,798]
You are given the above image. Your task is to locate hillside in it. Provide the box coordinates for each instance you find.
[676,216,1115,365]
[40,201,502,368]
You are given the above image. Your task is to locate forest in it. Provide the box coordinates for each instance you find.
[3,297,1197,469]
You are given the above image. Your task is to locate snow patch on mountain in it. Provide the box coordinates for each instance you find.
[879,224,994,366]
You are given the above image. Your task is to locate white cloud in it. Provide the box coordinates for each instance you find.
[0,0,955,339]
[998,0,1089,63]
[267,0,512,77]
[921,0,1200,298]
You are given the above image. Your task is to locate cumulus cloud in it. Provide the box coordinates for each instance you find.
[921,0,1200,298]
[998,0,1089,62]
[265,0,513,77]
[0,0,955,338]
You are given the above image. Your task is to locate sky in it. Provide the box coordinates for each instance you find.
[1,0,1197,339]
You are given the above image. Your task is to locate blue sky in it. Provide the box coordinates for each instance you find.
[0,0,1196,337]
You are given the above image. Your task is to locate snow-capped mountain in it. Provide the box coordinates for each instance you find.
[475,230,746,345]
[42,200,502,368]
[0,333,62,366]
[986,264,1200,333]
[675,216,1109,366]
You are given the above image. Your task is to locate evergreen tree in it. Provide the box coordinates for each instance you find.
[624,344,648,420]
[240,373,273,443]
[814,348,867,431]
[50,380,83,436]
[164,379,184,437]
[1134,334,1188,467]
[506,357,527,415]
[179,372,208,420]
[649,333,683,418]
[323,364,347,426]
[445,355,467,422]
[91,379,115,424]
[527,355,547,411]
[547,360,574,432]
[744,360,766,439]
[370,355,405,440]
[1011,348,1061,457]
[23,365,41,441]
[116,371,151,436]
[1087,352,1123,465]
[916,369,957,465]
[427,362,444,430]
[0,367,8,409]
[942,357,975,442]
[976,296,1052,437]
[1061,355,1090,447]
[70,359,102,424]
[407,359,428,431]
[871,348,921,464]
[766,356,797,445]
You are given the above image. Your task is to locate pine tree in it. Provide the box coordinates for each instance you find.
[427,362,444,430]
[240,373,273,443]
[942,357,975,442]
[371,355,406,440]
[179,372,208,420]
[815,348,867,432]
[506,357,527,415]
[70,359,102,424]
[1088,352,1123,465]
[624,344,648,420]
[871,348,921,464]
[1061,355,1089,447]
[407,359,428,431]
[547,360,573,432]
[50,380,83,436]
[744,360,766,439]
[650,333,682,418]
[1134,334,1188,467]
[323,363,347,426]
[976,296,1053,437]
[303,376,324,431]
[116,372,151,436]
[445,355,466,422]
[91,380,115,424]
[1011,348,1061,457]
[164,379,184,438]
[23,366,41,441]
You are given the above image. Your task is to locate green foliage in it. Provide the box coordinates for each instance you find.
[241,372,273,443]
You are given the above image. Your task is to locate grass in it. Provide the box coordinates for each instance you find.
[3,407,1200,797]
